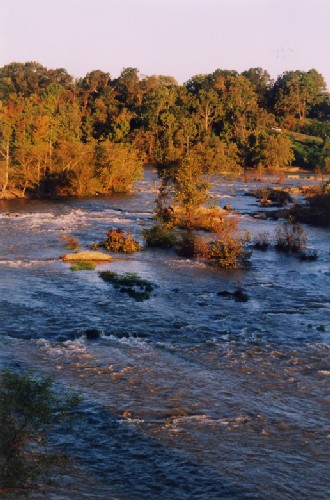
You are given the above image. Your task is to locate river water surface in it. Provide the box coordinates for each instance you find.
[0,168,329,499]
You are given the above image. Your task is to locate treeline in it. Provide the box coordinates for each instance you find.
[0,62,329,197]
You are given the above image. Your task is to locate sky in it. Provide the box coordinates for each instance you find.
[1,0,329,88]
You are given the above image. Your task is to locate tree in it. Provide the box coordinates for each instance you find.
[241,67,272,107]
[0,101,22,193]
[274,69,328,121]
[49,140,95,196]
[138,85,178,159]
[254,134,294,171]
[173,154,211,225]
[0,62,73,101]
[157,138,241,226]
[193,89,222,138]
[95,140,143,192]
[114,67,141,107]
[315,138,330,179]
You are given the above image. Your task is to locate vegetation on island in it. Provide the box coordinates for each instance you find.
[99,271,154,301]
[101,228,141,253]
[70,260,96,271]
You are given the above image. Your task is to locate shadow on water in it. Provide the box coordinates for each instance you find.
[50,401,250,500]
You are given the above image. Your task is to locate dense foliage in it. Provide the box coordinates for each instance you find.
[0,370,80,491]
[0,62,329,197]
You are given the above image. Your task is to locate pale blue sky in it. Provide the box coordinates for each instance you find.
[1,0,329,88]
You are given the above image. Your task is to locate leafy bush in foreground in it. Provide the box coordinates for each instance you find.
[0,370,80,492]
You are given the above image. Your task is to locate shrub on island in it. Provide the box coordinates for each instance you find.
[142,224,177,248]
[206,235,251,269]
[102,229,141,253]
[157,205,227,233]
[275,220,307,254]
[175,232,207,258]
[59,235,80,250]
[253,232,270,251]
[175,229,251,269]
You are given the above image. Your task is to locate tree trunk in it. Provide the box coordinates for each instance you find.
[1,140,10,194]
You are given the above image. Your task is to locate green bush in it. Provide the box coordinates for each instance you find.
[0,370,80,491]
[99,271,154,301]
[70,260,96,271]
[142,224,177,248]
[292,139,323,170]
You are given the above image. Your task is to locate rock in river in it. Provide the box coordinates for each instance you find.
[61,251,112,262]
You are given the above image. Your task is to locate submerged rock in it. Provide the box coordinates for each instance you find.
[246,188,293,206]
[217,289,249,302]
[84,328,102,340]
[99,271,154,302]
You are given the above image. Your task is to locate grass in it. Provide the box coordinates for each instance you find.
[70,260,96,271]
[287,131,323,144]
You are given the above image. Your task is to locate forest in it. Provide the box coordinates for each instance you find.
[0,62,330,199]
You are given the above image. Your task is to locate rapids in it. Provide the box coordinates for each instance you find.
[0,168,329,499]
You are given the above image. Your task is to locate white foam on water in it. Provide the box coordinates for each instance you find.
[36,337,88,356]
[118,417,145,425]
[165,258,207,269]
[0,259,59,268]
[167,414,253,430]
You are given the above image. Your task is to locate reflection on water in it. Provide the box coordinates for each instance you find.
[0,168,329,498]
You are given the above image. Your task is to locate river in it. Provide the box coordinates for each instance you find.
[0,168,329,499]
